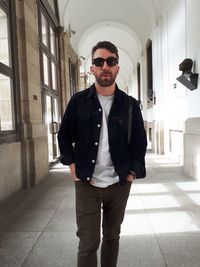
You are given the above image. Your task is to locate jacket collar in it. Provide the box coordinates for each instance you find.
[87,83,124,103]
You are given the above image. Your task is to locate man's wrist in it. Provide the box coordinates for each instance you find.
[129,171,136,179]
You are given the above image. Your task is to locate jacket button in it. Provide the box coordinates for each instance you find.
[97,124,101,127]
[95,142,98,146]
[87,177,90,181]
[92,160,95,163]
[98,108,102,112]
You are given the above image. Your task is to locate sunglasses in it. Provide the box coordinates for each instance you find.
[92,57,118,67]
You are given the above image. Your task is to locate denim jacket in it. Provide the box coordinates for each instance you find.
[58,84,147,185]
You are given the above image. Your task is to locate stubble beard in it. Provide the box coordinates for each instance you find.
[95,71,117,87]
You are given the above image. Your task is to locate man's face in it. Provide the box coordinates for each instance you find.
[90,48,120,87]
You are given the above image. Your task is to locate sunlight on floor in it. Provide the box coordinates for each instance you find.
[122,211,199,236]
[123,177,200,236]
[133,183,169,194]
[148,211,200,233]
[176,181,200,191]
[187,193,200,205]
[121,213,153,236]
[154,157,181,165]
[140,195,180,209]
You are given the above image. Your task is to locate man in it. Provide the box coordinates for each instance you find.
[58,41,147,267]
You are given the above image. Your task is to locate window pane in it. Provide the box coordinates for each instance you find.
[41,13,47,46]
[43,53,49,85]
[0,74,14,131]
[0,8,10,66]
[50,27,55,55]
[46,95,53,162]
[47,0,55,13]
[51,61,57,90]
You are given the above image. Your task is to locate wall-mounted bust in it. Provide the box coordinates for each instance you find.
[179,58,193,74]
[177,58,198,90]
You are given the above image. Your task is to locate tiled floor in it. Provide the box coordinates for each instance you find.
[1,153,200,266]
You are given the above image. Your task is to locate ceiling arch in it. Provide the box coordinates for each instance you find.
[57,0,172,91]
[77,21,141,90]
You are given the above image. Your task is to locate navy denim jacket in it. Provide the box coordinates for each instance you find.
[58,84,147,185]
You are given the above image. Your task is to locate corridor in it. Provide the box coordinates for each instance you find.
[1,153,200,267]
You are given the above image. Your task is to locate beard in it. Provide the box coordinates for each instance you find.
[94,71,117,87]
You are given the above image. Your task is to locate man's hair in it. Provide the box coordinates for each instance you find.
[91,41,119,59]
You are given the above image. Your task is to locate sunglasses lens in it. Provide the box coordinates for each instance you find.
[92,57,118,67]
[92,58,104,67]
[106,57,118,66]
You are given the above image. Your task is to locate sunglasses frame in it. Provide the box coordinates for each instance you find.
[92,57,118,67]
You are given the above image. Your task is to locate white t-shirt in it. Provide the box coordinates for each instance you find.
[91,93,119,188]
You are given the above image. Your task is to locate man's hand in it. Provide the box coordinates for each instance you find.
[127,172,136,183]
[69,163,81,181]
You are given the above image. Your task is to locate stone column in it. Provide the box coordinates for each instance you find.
[16,0,48,187]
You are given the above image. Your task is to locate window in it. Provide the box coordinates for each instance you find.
[37,0,60,162]
[0,0,20,142]
[137,62,141,105]
[146,39,153,108]
[69,59,77,96]
[38,2,59,106]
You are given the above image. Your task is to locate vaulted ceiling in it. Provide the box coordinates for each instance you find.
[57,0,172,90]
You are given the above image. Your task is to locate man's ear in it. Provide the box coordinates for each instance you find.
[117,65,120,74]
[90,66,94,75]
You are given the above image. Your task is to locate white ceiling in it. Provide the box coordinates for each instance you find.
[57,0,172,90]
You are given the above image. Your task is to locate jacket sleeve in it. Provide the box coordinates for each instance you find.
[57,97,77,165]
[129,98,147,178]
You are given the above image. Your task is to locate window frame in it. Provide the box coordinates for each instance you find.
[68,58,77,96]
[37,1,60,123]
[146,39,153,109]
[37,0,61,161]
[0,0,21,143]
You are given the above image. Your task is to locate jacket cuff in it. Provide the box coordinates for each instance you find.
[59,155,74,165]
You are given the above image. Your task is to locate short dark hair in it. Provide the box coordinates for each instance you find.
[91,41,119,59]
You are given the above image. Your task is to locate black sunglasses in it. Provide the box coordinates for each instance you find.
[92,57,118,67]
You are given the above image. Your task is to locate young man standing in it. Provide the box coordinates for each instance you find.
[58,41,147,267]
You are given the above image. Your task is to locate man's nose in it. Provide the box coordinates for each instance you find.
[102,61,109,69]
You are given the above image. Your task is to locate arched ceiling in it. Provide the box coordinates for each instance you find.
[57,0,172,90]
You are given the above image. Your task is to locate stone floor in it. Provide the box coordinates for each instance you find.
[1,153,200,266]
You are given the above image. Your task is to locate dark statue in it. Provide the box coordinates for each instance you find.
[179,58,193,74]
[176,58,198,90]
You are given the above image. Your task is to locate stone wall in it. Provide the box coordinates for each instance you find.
[0,0,49,201]
[17,0,49,186]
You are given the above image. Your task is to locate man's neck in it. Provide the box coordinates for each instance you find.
[95,83,116,96]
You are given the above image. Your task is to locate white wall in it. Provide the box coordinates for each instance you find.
[143,0,200,177]
[151,0,200,122]
[186,0,200,117]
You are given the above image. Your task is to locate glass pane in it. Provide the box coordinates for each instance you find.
[53,98,59,157]
[47,0,55,13]
[51,61,57,90]
[0,74,14,131]
[43,53,49,85]
[46,95,53,162]
[41,13,47,46]
[50,27,55,55]
[0,8,10,66]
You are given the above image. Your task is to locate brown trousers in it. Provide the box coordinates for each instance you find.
[75,181,131,267]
